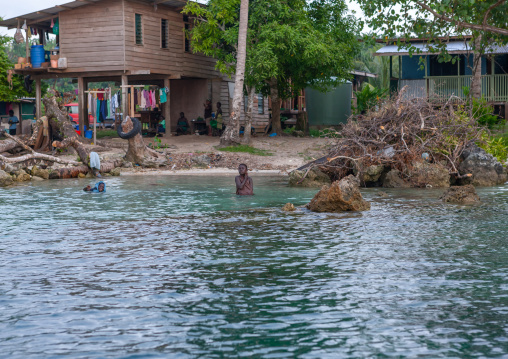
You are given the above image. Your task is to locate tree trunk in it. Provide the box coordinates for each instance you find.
[42,90,92,162]
[296,111,309,136]
[121,116,146,164]
[220,0,249,147]
[471,34,483,100]
[241,86,255,144]
[269,78,282,135]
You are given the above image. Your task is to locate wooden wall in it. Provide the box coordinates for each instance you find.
[59,0,125,72]
[123,0,220,78]
[59,0,222,78]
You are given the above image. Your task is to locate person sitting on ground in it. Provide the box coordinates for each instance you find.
[7,110,19,136]
[83,181,106,193]
[236,163,254,195]
[176,112,189,136]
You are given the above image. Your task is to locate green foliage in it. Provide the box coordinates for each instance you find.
[283,126,296,135]
[354,83,388,114]
[472,98,503,128]
[184,0,360,98]
[96,129,119,139]
[357,0,508,67]
[148,134,168,149]
[309,128,341,138]
[218,144,273,156]
[480,135,508,163]
[0,33,35,102]
[353,41,398,90]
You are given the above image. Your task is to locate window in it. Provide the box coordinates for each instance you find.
[161,19,168,49]
[67,106,79,114]
[257,94,264,114]
[429,55,459,76]
[183,15,190,52]
[135,14,143,45]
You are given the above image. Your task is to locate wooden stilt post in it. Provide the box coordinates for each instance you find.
[121,75,128,120]
[78,77,85,137]
[35,78,41,122]
[163,78,170,133]
[25,22,30,62]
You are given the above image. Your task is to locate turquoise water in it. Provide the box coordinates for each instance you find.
[1,176,508,358]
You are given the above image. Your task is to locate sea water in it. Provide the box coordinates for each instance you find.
[1,176,508,358]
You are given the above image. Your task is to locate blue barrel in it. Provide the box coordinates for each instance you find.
[30,45,45,68]
[84,130,93,139]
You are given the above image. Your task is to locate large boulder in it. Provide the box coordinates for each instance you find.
[31,166,50,180]
[382,169,411,188]
[360,164,386,184]
[409,161,450,188]
[440,185,480,204]
[289,167,331,187]
[13,169,31,182]
[458,145,507,186]
[306,175,370,212]
[0,170,13,187]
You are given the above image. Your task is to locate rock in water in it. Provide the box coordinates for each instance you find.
[289,168,331,187]
[13,169,31,182]
[110,167,121,176]
[382,169,411,188]
[31,166,50,180]
[0,170,13,187]
[410,161,450,188]
[459,145,507,186]
[282,203,296,211]
[306,175,370,212]
[440,185,480,204]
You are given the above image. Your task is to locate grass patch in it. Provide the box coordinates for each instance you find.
[96,129,119,139]
[217,144,273,156]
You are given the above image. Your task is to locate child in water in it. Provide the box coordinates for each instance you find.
[235,164,253,195]
[83,181,106,193]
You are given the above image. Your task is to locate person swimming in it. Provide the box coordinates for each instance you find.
[235,164,253,195]
[83,181,106,193]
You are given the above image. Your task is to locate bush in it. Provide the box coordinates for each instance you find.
[353,83,388,114]
[480,134,508,162]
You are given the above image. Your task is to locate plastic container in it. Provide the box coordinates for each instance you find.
[84,130,93,139]
[30,45,45,68]
[50,59,58,68]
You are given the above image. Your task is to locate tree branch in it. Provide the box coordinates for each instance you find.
[415,0,508,36]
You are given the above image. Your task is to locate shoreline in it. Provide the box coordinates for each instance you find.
[120,168,289,176]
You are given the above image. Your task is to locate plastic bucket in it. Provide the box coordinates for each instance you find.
[84,130,93,139]
[30,45,45,68]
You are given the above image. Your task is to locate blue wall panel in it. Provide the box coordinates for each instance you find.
[401,56,426,80]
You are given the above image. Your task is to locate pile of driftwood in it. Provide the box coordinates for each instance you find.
[0,90,167,178]
[316,88,487,181]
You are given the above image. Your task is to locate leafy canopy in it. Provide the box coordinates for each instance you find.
[184,0,360,97]
[0,32,35,102]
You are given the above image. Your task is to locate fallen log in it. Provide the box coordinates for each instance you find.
[0,138,21,153]
[48,159,123,179]
[0,152,80,165]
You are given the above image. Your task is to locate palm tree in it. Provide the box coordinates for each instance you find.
[220,0,249,147]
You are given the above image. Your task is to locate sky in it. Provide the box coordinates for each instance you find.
[1,0,365,36]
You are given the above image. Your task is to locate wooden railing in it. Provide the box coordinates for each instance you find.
[427,74,508,102]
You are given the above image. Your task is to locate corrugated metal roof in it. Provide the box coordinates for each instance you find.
[0,0,189,29]
[375,41,508,56]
